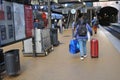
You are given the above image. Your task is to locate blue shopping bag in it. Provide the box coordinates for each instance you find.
[69,39,80,54]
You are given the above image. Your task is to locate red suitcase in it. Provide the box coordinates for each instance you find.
[90,38,99,58]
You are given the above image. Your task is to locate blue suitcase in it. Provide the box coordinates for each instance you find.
[69,39,80,54]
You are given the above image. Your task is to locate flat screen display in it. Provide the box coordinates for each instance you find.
[58,0,99,3]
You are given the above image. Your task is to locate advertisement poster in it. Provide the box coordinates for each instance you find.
[0,2,4,20]
[0,10,4,20]
[0,25,7,40]
[6,5,12,20]
[13,3,26,40]
[3,1,15,44]
[24,5,33,38]
[8,24,14,39]
[3,1,14,21]
[0,25,8,46]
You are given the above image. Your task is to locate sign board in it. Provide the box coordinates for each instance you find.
[0,10,4,20]
[81,7,87,13]
[0,1,15,46]
[24,5,33,38]
[0,1,33,47]
[85,2,93,7]
[0,0,4,20]
[0,25,7,45]
[13,3,26,40]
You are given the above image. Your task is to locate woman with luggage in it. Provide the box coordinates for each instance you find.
[92,15,99,34]
[74,13,92,60]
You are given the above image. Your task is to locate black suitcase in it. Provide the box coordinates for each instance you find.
[50,28,59,46]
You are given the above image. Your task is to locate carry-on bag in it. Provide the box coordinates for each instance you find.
[50,28,59,46]
[69,39,79,54]
[90,38,99,58]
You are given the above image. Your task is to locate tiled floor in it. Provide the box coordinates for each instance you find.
[1,27,120,80]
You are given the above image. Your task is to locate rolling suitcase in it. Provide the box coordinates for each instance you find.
[50,28,59,46]
[69,39,79,54]
[90,38,99,58]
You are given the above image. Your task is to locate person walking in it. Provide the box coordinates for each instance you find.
[92,15,99,34]
[74,13,92,60]
[57,19,63,34]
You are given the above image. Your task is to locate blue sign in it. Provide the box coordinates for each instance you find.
[32,5,40,10]
[86,2,93,7]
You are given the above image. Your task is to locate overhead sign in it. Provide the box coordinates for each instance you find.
[85,2,93,7]
[81,7,87,13]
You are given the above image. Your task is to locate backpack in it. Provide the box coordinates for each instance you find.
[77,23,87,36]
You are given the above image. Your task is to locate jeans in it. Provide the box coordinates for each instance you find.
[77,39,87,57]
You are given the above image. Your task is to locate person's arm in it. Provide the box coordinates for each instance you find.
[73,25,79,38]
[91,19,95,23]
[86,23,93,36]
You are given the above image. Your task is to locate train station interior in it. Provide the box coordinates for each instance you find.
[0,0,120,80]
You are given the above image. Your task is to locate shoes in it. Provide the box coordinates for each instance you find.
[84,55,87,58]
[80,57,84,60]
[80,55,87,60]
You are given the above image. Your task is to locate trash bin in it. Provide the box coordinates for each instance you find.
[0,49,4,64]
[50,28,59,46]
[4,49,20,76]
[0,49,5,73]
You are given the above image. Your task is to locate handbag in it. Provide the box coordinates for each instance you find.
[69,39,80,54]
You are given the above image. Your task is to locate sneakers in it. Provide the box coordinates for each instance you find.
[80,57,84,60]
[84,55,87,58]
[80,55,87,60]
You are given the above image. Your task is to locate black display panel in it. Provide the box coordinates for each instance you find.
[58,0,99,3]
[58,0,118,3]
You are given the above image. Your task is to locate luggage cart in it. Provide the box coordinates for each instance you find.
[22,28,53,57]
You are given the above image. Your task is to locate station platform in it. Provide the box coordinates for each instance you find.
[1,26,120,80]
